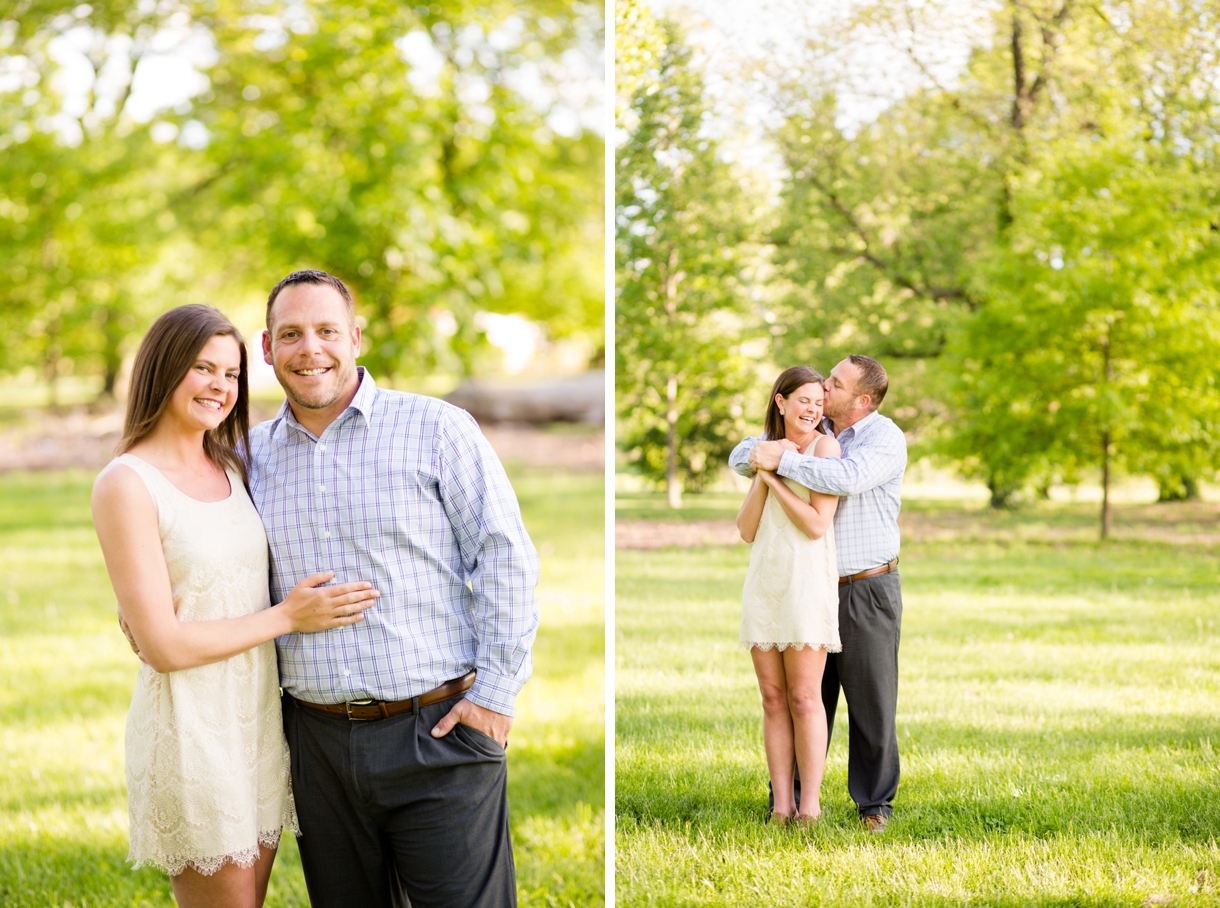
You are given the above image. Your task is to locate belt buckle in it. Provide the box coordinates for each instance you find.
[346,698,377,721]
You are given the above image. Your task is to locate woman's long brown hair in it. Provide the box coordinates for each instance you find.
[118,305,250,485]
[762,365,825,443]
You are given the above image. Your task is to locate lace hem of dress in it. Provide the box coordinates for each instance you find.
[130,825,297,877]
[740,641,842,653]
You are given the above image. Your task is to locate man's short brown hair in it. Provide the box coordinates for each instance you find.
[848,354,888,410]
[265,269,356,329]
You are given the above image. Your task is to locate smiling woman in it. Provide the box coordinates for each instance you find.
[90,304,377,908]
[735,366,842,825]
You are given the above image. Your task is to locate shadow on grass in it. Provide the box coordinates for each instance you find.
[622,544,1220,602]
[617,709,1220,845]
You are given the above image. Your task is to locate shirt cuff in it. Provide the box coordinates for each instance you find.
[777,449,804,480]
[466,671,522,717]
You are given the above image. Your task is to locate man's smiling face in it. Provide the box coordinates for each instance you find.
[263,282,361,413]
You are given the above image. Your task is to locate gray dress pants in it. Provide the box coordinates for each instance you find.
[282,693,517,908]
[823,570,903,818]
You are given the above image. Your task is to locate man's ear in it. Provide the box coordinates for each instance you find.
[858,393,873,412]
[351,323,362,358]
[261,329,273,366]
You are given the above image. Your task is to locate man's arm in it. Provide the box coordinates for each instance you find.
[433,409,540,722]
[729,436,762,478]
[776,421,906,496]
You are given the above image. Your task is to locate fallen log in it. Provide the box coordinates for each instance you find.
[445,370,604,425]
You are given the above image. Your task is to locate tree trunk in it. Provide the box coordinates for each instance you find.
[1100,429,1111,540]
[1157,473,1200,502]
[1010,3,1027,132]
[987,476,1016,510]
[666,373,681,509]
[98,307,123,401]
[1100,331,1113,540]
[44,349,61,414]
[664,246,683,510]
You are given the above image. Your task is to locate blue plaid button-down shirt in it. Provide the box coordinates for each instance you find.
[248,368,539,716]
[729,411,907,576]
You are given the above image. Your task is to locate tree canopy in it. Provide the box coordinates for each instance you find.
[1,0,604,397]
[615,0,1220,521]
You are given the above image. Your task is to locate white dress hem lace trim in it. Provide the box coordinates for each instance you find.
[131,825,299,877]
[740,641,842,653]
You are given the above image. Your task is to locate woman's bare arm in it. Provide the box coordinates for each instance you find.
[92,465,380,674]
[735,473,769,543]
[758,434,842,540]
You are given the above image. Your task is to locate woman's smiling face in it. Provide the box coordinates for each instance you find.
[778,381,825,439]
[164,334,242,433]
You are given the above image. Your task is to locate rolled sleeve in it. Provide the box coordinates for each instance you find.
[438,409,540,718]
[729,437,761,477]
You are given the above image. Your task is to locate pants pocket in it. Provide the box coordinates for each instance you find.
[451,722,506,759]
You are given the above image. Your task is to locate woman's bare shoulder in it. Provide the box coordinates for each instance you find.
[92,460,154,513]
[813,433,842,458]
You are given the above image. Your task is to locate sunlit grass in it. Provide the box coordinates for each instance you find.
[615,493,1220,907]
[0,466,603,907]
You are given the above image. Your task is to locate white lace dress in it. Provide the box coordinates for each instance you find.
[106,454,299,876]
[740,476,842,653]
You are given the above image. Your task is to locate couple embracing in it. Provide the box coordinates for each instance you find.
[92,270,537,908]
[731,355,906,831]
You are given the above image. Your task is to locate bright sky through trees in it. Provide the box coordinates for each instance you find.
[646,0,991,175]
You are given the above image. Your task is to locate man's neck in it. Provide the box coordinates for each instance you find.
[287,377,362,438]
[831,408,874,434]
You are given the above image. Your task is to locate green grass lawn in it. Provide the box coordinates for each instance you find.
[0,465,604,907]
[616,492,1220,907]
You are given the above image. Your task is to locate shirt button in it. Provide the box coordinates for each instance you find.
[319,485,325,492]
[343,669,351,677]
[324,531,331,538]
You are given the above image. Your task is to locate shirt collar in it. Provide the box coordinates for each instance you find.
[835,408,879,439]
[271,366,377,443]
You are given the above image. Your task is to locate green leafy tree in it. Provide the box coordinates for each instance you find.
[177,0,603,381]
[614,0,663,126]
[763,0,1220,504]
[762,1,1094,441]
[945,136,1220,532]
[0,1,187,404]
[615,17,756,506]
[1,0,604,395]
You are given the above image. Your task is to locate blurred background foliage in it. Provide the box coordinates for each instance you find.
[0,0,604,402]
[614,13,755,506]
[616,0,1220,528]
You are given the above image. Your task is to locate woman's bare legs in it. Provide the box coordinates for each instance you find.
[751,646,796,818]
[783,645,829,821]
[170,843,278,908]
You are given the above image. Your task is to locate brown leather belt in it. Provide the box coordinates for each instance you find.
[839,558,898,585]
[293,671,476,721]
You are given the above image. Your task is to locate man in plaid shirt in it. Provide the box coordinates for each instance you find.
[730,354,906,834]
[249,269,539,908]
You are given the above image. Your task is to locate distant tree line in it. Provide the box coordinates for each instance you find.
[0,0,604,404]
[615,0,1220,533]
